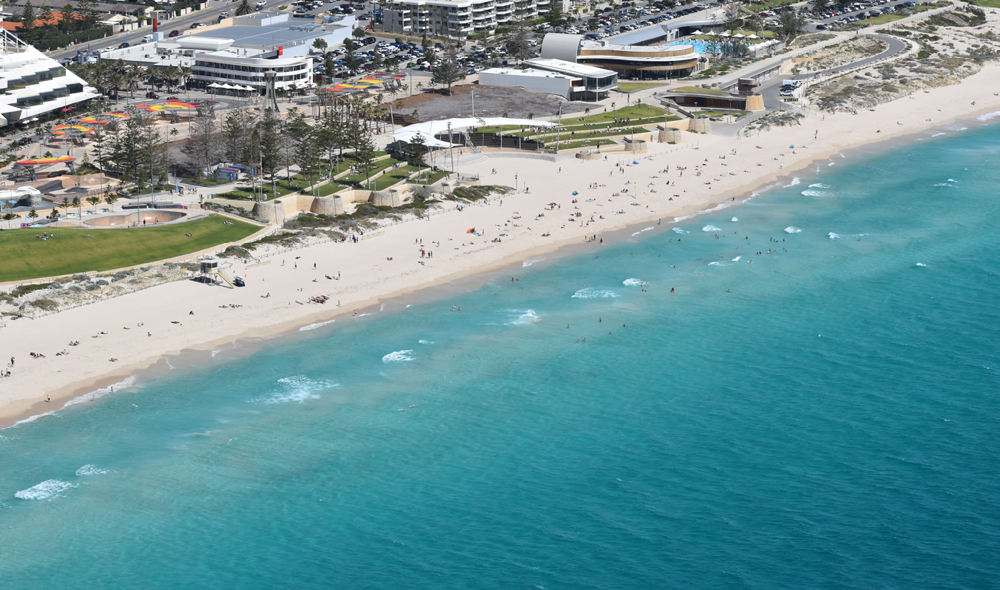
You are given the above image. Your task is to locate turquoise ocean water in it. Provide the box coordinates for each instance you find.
[2,122,1000,589]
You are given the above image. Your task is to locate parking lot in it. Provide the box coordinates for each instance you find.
[807,0,929,30]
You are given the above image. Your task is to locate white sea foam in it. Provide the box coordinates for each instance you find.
[16,480,76,501]
[702,225,721,232]
[572,288,618,299]
[958,127,968,131]
[784,227,802,234]
[933,183,953,187]
[522,257,545,267]
[357,313,372,317]
[828,162,836,166]
[255,376,334,404]
[731,217,738,222]
[622,278,643,286]
[673,201,734,223]
[63,375,137,409]
[671,227,689,235]
[505,310,540,325]
[382,350,414,363]
[708,261,724,266]
[642,226,654,232]
[829,232,841,239]
[631,231,641,236]
[732,256,742,262]
[300,319,335,331]
[948,179,958,183]
[418,339,434,345]
[784,177,801,187]
[12,411,55,427]
[801,190,834,197]
[977,111,1000,121]
[809,183,830,189]
[75,465,108,477]
[932,132,946,137]
[916,263,927,267]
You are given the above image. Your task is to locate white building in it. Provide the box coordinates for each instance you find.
[480,66,583,100]
[98,13,356,94]
[382,0,570,39]
[522,58,617,99]
[0,30,100,127]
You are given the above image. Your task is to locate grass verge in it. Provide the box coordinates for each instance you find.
[0,215,259,282]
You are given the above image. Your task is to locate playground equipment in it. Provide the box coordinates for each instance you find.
[199,258,243,288]
[8,156,75,181]
[130,100,215,123]
[46,124,94,147]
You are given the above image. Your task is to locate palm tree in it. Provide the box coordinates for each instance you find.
[178,66,192,92]
[1,200,14,229]
[235,0,253,16]
[104,193,118,212]
[86,195,101,213]
[72,196,81,220]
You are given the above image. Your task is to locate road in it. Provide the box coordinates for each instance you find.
[758,33,907,108]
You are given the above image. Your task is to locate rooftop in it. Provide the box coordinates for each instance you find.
[605,24,671,46]
[580,39,696,55]
[481,67,579,81]
[186,15,351,50]
[524,58,616,78]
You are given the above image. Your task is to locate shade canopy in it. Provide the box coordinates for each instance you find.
[394,117,557,148]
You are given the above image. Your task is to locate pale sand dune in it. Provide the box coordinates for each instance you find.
[3,64,999,426]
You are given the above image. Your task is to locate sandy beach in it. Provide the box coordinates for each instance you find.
[3,61,1000,427]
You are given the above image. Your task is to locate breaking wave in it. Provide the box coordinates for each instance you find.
[16,480,77,501]
[572,288,618,299]
[382,351,415,363]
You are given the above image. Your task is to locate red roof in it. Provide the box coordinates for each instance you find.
[1,12,84,31]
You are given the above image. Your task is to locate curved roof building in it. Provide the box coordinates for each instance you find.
[540,33,699,80]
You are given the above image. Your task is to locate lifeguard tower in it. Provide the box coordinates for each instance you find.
[199,258,243,288]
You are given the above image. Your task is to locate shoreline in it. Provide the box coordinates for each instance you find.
[3,66,1000,429]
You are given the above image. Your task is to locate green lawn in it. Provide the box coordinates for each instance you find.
[313,162,428,192]
[479,105,670,134]
[183,177,231,187]
[0,215,259,282]
[409,169,450,185]
[531,128,654,143]
[700,110,750,119]
[556,139,617,151]
[669,86,732,95]
[971,0,1000,6]
[617,82,668,93]
[499,115,678,141]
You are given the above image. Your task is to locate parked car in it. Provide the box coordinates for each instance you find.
[118,42,129,48]
[168,30,180,37]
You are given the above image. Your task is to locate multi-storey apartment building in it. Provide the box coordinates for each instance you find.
[0,30,99,127]
[382,0,567,39]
